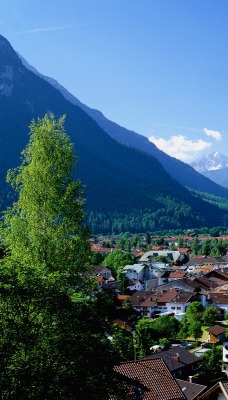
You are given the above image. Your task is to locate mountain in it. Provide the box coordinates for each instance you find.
[190,152,228,172]
[18,55,228,200]
[0,34,227,233]
[190,152,228,189]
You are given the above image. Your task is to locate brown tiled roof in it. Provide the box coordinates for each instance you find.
[176,379,206,400]
[195,276,225,289]
[112,319,134,331]
[207,324,226,336]
[96,275,105,283]
[151,246,164,251]
[211,268,228,279]
[114,358,186,400]
[130,289,182,308]
[170,272,187,279]
[185,256,221,266]
[157,289,179,303]
[95,266,111,273]
[91,244,114,253]
[209,293,228,305]
[130,290,149,307]
[169,292,195,304]
[117,295,130,301]
[182,278,209,291]
[146,346,199,372]
[178,248,190,253]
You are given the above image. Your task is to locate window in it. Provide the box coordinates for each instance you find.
[171,307,175,310]
[177,307,181,310]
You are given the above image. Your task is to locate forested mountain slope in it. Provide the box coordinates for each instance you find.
[0,35,227,233]
[22,55,228,200]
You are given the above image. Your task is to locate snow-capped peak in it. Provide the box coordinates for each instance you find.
[190,152,228,172]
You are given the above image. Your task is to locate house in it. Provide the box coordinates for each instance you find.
[130,289,179,318]
[146,346,200,380]
[178,248,191,255]
[169,271,187,282]
[113,358,187,399]
[139,250,183,265]
[130,288,197,318]
[206,293,228,314]
[95,266,112,279]
[92,266,116,290]
[127,278,144,291]
[176,379,206,400]
[111,318,134,332]
[184,257,225,269]
[223,341,228,363]
[199,381,228,399]
[91,243,114,254]
[207,324,226,343]
[166,291,196,317]
[123,264,150,282]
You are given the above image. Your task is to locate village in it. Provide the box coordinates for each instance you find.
[90,232,228,399]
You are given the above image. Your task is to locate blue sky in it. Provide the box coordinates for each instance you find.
[1,0,228,162]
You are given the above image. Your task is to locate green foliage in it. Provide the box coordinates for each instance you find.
[135,318,156,358]
[202,306,220,326]
[0,115,120,399]
[154,315,180,339]
[187,188,228,212]
[117,267,129,293]
[111,324,134,361]
[178,316,190,340]
[178,236,184,248]
[153,255,168,263]
[188,321,202,341]
[200,238,211,256]
[3,114,91,285]
[185,301,204,324]
[159,338,171,350]
[90,251,105,266]
[0,263,119,399]
[190,237,201,255]
[102,250,135,276]
[197,345,223,384]
[145,232,151,245]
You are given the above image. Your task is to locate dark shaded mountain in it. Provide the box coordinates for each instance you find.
[20,56,228,200]
[190,152,228,189]
[0,35,227,233]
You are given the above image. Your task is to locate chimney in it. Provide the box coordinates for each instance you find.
[172,353,179,362]
[189,376,194,383]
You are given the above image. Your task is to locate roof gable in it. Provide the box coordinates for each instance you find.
[114,358,186,400]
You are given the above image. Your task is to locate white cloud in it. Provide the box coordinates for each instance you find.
[149,134,211,162]
[16,24,84,34]
[203,128,222,141]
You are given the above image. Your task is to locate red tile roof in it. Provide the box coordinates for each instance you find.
[114,358,186,399]
[169,272,187,279]
[117,295,130,301]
